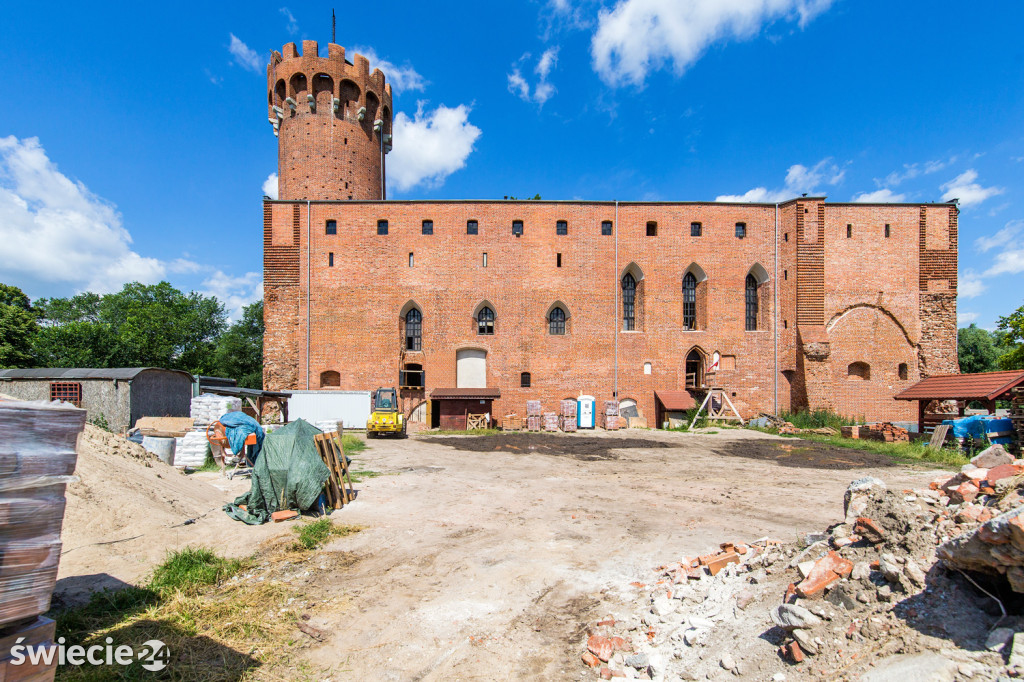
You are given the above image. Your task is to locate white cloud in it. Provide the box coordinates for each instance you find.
[958,272,986,299]
[882,157,955,187]
[354,47,426,94]
[388,103,482,192]
[975,219,1022,252]
[0,136,165,294]
[851,188,907,203]
[508,48,560,105]
[591,0,834,86]
[983,249,1024,277]
[958,312,979,325]
[716,158,843,203]
[940,169,1003,207]
[201,270,263,322]
[262,172,279,199]
[229,34,262,73]
[279,7,298,35]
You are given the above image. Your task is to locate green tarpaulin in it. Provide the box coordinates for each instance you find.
[224,419,330,525]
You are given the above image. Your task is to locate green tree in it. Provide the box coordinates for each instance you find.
[34,282,227,374]
[958,323,1001,373]
[213,300,264,389]
[996,302,1024,370]
[0,283,39,368]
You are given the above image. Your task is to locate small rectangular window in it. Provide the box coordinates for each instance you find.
[735,222,746,238]
[885,223,891,238]
[784,232,789,242]
[482,252,488,267]
[646,221,658,236]
[422,220,433,235]
[556,253,562,268]
[556,220,568,235]
[326,219,337,235]
[467,220,478,235]
[49,381,82,407]
[601,220,613,236]
[513,220,523,236]
[784,319,788,329]
[691,222,702,237]
[784,270,788,280]
[328,252,334,267]
[408,252,414,267]
[847,224,852,238]
[377,219,388,235]
[521,372,531,388]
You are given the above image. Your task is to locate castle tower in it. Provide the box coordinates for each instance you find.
[267,41,393,200]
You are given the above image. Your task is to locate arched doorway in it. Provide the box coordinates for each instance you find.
[685,348,705,389]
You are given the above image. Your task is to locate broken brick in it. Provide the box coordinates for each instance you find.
[707,552,740,576]
[610,636,630,652]
[853,517,886,544]
[795,551,854,598]
[785,641,805,663]
[587,635,613,662]
[596,619,616,628]
[986,463,1024,484]
[581,652,600,668]
[949,481,980,505]
[784,583,798,604]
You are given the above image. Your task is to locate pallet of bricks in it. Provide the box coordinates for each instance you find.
[559,400,577,432]
[599,400,621,430]
[860,422,910,443]
[526,401,543,432]
[1012,387,1024,456]
[0,400,86,681]
[542,412,559,432]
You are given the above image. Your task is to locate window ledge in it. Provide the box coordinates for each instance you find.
[620,330,642,334]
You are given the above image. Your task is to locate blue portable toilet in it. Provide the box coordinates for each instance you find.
[577,395,596,429]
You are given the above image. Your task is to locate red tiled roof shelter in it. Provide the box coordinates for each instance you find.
[894,370,1024,432]
[654,390,697,428]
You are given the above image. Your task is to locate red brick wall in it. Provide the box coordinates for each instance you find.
[262,198,959,424]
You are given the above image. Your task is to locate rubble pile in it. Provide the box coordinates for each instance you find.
[575,450,1024,680]
[840,423,911,443]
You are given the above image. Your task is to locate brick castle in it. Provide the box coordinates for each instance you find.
[262,40,959,425]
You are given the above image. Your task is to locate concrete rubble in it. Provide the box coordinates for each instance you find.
[575,447,1024,680]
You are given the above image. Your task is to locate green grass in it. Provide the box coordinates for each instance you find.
[293,518,361,551]
[778,409,858,430]
[149,547,245,596]
[193,450,222,473]
[752,427,967,468]
[349,469,384,483]
[339,433,366,452]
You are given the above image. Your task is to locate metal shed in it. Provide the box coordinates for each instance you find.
[0,368,194,433]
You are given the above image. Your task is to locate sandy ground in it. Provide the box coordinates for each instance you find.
[54,425,286,607]
[290,428,945,681]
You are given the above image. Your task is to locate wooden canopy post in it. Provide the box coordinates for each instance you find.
[918,399,925,435]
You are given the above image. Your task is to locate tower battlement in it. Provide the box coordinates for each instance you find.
[267,41,393,201]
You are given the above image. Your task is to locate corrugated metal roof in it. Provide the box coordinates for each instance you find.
[430,388,501,400]
[894,370,1024,402]
[0,367,193,381]
[655,390,696,411]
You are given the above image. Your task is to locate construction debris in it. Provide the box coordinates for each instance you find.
[574,462,1024,680]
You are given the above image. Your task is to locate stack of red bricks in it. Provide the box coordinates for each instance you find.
[560,400,577,432]
[860,423,909,443]
[543,413,559,432]
[526,401,542,432]
[0,401,86,681]
[600,401,621,430]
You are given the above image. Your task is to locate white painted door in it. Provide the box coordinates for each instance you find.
[456,349,487,388]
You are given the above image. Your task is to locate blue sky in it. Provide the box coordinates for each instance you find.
[1,0,1022,326]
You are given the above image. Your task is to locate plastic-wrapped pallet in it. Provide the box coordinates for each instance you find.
[543,413,559,432]
[560,400,577,417]
[526,400,543,417]
[600,414,621,430]
[0,400,84,630]
[173,431,211,468]
[190,394,243,426]
[560,416,577,432]
[526,415,542,432]
[604,400,619,416]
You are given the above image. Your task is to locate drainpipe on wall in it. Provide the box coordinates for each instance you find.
[774,202,779,415]
[306,199,311,390]
[614,200,619,402]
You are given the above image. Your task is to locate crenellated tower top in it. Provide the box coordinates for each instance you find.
[267,41,393,201]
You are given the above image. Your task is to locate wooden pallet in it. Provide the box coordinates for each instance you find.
[313,431,355,510]
[467,414,488,430]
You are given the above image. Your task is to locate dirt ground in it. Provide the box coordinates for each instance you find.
[282,428,942,681]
